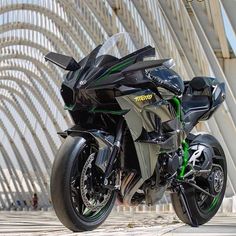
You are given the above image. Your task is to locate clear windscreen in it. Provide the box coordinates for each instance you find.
[96,32,145,59]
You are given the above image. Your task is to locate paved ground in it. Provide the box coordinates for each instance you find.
[0,210,235,236]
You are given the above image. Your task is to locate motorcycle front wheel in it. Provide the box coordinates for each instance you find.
[50,135,116,232]
[171,134,227,226]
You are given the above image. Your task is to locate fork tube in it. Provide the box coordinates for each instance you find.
[104,117,124,181]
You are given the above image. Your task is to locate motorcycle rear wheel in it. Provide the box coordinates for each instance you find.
[50,135,116,232]
[171,134,227,226]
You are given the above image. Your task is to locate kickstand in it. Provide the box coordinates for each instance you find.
[179,185,199,227]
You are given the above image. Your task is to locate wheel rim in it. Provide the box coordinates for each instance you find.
[70,143,113,221]
[195,159,225,214]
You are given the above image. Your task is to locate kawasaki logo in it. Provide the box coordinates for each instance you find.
[134,94,153,102]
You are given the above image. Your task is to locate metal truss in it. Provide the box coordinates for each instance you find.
[0,0,235,209]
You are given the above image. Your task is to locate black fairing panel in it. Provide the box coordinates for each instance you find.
[201,82,225,120]
[95,55,119,67]
[182,95,210,133]
[182,76,225,134]
[60,46,167,114]
[148,66,184,96]
[182,95,210,114]
[116,89,185,180]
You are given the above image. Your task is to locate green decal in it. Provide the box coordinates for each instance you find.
[110,59,133,73]
[179,140,189,179]
[208,195,219,212]
[90,107,129,115]
[94,58,134,84]
[171,97,181,120]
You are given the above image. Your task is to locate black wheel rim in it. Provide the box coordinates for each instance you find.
[195,153,225,214]
[69,143,113,221]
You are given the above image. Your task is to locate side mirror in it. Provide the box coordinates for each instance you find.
[45,52,80,71]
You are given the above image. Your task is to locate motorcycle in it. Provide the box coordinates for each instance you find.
[45,32,227,232]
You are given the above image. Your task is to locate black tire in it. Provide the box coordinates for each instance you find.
[50,135,116,232]
[171,134,227,226]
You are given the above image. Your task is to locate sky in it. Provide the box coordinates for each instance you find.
[221,4,236,56]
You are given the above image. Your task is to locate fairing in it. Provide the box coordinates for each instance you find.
[116,91,184,180]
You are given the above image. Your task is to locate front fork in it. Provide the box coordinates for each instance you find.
[103,117,124,187]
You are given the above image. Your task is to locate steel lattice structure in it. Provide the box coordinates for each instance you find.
[0,0,235,209]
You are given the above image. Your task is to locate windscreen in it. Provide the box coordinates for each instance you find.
[96,32,145,59]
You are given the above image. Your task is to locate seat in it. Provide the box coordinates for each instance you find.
[182,95,210,114]
[189,77,209,91]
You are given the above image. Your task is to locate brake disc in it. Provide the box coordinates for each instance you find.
[208,164,224,194]
[80,153,112,211]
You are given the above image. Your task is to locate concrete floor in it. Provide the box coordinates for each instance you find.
[0,210,235,236]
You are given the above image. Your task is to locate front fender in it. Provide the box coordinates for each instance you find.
[58,126,114,173]
[58,126,114,149]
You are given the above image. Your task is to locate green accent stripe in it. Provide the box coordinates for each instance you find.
[208,195,220,212]
[110,59,133,73]
[90,107,129,115]
[171,97,181,120]
[179,140,189,179]
[94,58,134,85]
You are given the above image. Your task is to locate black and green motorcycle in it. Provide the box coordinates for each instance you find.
[46,32,227,232]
